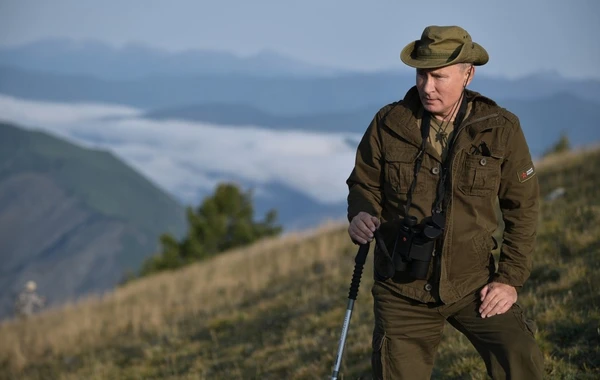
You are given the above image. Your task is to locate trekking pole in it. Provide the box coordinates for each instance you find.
[330,239,371,380]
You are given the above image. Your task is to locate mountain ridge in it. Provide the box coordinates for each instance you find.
[0,122,187,319]
[2,64,599,116]
[0,38,346,79]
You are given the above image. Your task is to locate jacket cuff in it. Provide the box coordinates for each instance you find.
[347,199,379,222]
[492,273,523,291]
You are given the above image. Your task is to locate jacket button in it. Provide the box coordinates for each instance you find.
[480,158,487,166]
[424,283,433,292]
[431,167,440,175]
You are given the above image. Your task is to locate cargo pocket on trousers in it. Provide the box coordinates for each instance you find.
[511,303,537,338]
[372,333,389,380]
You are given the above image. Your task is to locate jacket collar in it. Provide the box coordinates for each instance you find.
[380,87,426,153]
[382,86,505,159]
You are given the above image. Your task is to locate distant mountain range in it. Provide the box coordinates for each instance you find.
[240,180,346,232]
[0,39,345,79]
[0,122,187,319]
[142,93,600,158]
[500,94,599,157]
[145,102,380,133]
[1,64,599,116]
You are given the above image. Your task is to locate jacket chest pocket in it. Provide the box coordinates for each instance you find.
[457,153,502,197]
[384,150,425,194]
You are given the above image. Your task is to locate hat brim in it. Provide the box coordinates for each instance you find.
[400,40,489,69]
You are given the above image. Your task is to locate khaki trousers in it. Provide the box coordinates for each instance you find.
[371,281,544,379]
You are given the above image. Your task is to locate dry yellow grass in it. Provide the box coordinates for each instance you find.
[534,143,600,171]
[0,220,356,377]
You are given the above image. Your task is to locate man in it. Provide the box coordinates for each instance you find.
[15,280,45,319]
[346,26,543,379]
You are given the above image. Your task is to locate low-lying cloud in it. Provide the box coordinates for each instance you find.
[0,95,361,205]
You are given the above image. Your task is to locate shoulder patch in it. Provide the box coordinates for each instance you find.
[517,162,536,183]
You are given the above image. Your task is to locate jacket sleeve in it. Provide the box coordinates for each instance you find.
[346,112,384,222]
[495,115,539,288]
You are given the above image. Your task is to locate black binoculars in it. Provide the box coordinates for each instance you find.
[392,212,445,279]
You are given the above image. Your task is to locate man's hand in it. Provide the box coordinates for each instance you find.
[348,212,380,244]
[479,282,517,318]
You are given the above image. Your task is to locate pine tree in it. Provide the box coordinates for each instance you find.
[139,183,281,277]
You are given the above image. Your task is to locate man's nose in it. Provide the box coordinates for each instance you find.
[423,76,435,94]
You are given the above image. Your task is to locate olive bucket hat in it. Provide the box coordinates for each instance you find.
[400,25,489,69]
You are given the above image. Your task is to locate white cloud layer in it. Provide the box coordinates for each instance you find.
[0,95,361,205]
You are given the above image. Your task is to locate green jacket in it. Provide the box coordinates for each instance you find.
[347,87,539,304]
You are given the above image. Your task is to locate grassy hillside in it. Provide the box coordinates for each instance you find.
[0,122,186,243]
[0,122,187,273]
[0,147,598,379]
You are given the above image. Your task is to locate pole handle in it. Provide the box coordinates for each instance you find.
[348,242,369,300]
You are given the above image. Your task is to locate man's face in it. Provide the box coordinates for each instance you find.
[416,64,473,119]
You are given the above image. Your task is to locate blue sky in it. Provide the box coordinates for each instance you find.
[0,0,598,79]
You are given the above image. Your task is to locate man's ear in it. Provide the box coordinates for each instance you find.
[465,65,475,87]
